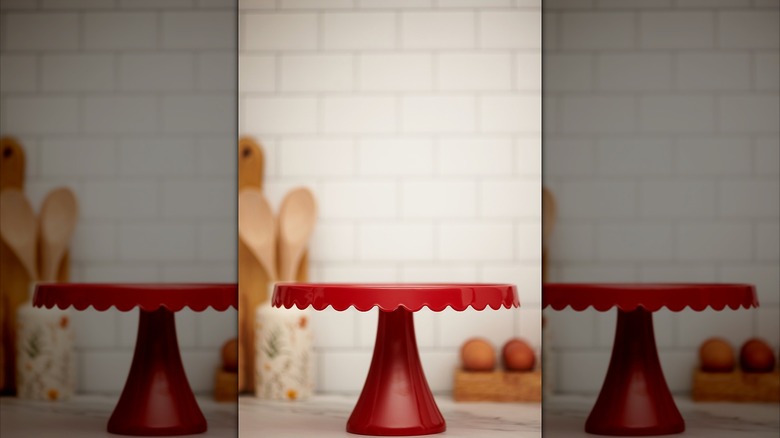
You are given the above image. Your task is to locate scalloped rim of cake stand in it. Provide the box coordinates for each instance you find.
[34,283,237,312]
[543,283,757,312]
[272,283,519,312]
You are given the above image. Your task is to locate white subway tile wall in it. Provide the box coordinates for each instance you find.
[0,1,237,393]
[545,1,779,394]
[239,1,541,393]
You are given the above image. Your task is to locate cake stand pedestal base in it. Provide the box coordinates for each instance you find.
[347,308,445,436]
[586,308,684,436]
[107,308,206,436]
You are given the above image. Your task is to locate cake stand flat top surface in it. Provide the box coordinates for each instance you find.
[34,283,237,312]
[543,283,757,312]
[272,283,519,312]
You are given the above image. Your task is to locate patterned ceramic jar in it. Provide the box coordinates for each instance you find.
[16,296,76,401]
[255,302,314,400]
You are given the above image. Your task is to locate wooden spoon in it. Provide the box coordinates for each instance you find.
[0,189,38,280]
[239,188,276,281]
[39,188,78,281]
[277,188,316,282]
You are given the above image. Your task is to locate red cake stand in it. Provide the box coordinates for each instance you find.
[34,283,237,436]
[273,283,519,436]
[543,283,757,436]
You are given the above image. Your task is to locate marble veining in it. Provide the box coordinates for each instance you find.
[543,394,780,438]
[2,393,775,437]
[0,395,237,437]
[240,394,541,437]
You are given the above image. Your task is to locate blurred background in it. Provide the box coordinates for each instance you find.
[543,0,778,395]
[239,0,541,394]
[0,0,237,394]
[2,0,776,405]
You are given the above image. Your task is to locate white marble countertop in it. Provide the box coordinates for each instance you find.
[544,394,779,437]
[239,394,540,437]
[0,395,237,437]
[2,393,776,437]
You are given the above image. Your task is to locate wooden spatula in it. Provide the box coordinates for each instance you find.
[277,188,316,282]
[239,188,277,281]
[39,188,78,281]
[0,189,38,281]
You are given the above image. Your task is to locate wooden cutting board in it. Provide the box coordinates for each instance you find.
[239,136,264,192]
[238,137,265,393]
[0,137,72,394]
[1,136,29,394]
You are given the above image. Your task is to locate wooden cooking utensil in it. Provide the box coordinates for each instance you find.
[38,188,78,281]
[239,189,277,282]
[238,188,276,393]
[0,189,38,281]
[277,188,317,282]
[239,136,264,192]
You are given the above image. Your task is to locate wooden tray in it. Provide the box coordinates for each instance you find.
[453,368,541,402]
[214,369,238,402]
[692,368,780,402]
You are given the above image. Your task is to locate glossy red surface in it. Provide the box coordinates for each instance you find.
[587,308,683,436]
[543,283,757,436]
[273,283,519,436]
[272,283,519,312]
[543,283,757,312]
[348,308,445,436]
[34,283,237,312]
[33,283,237,436]
[108,308,206,435]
